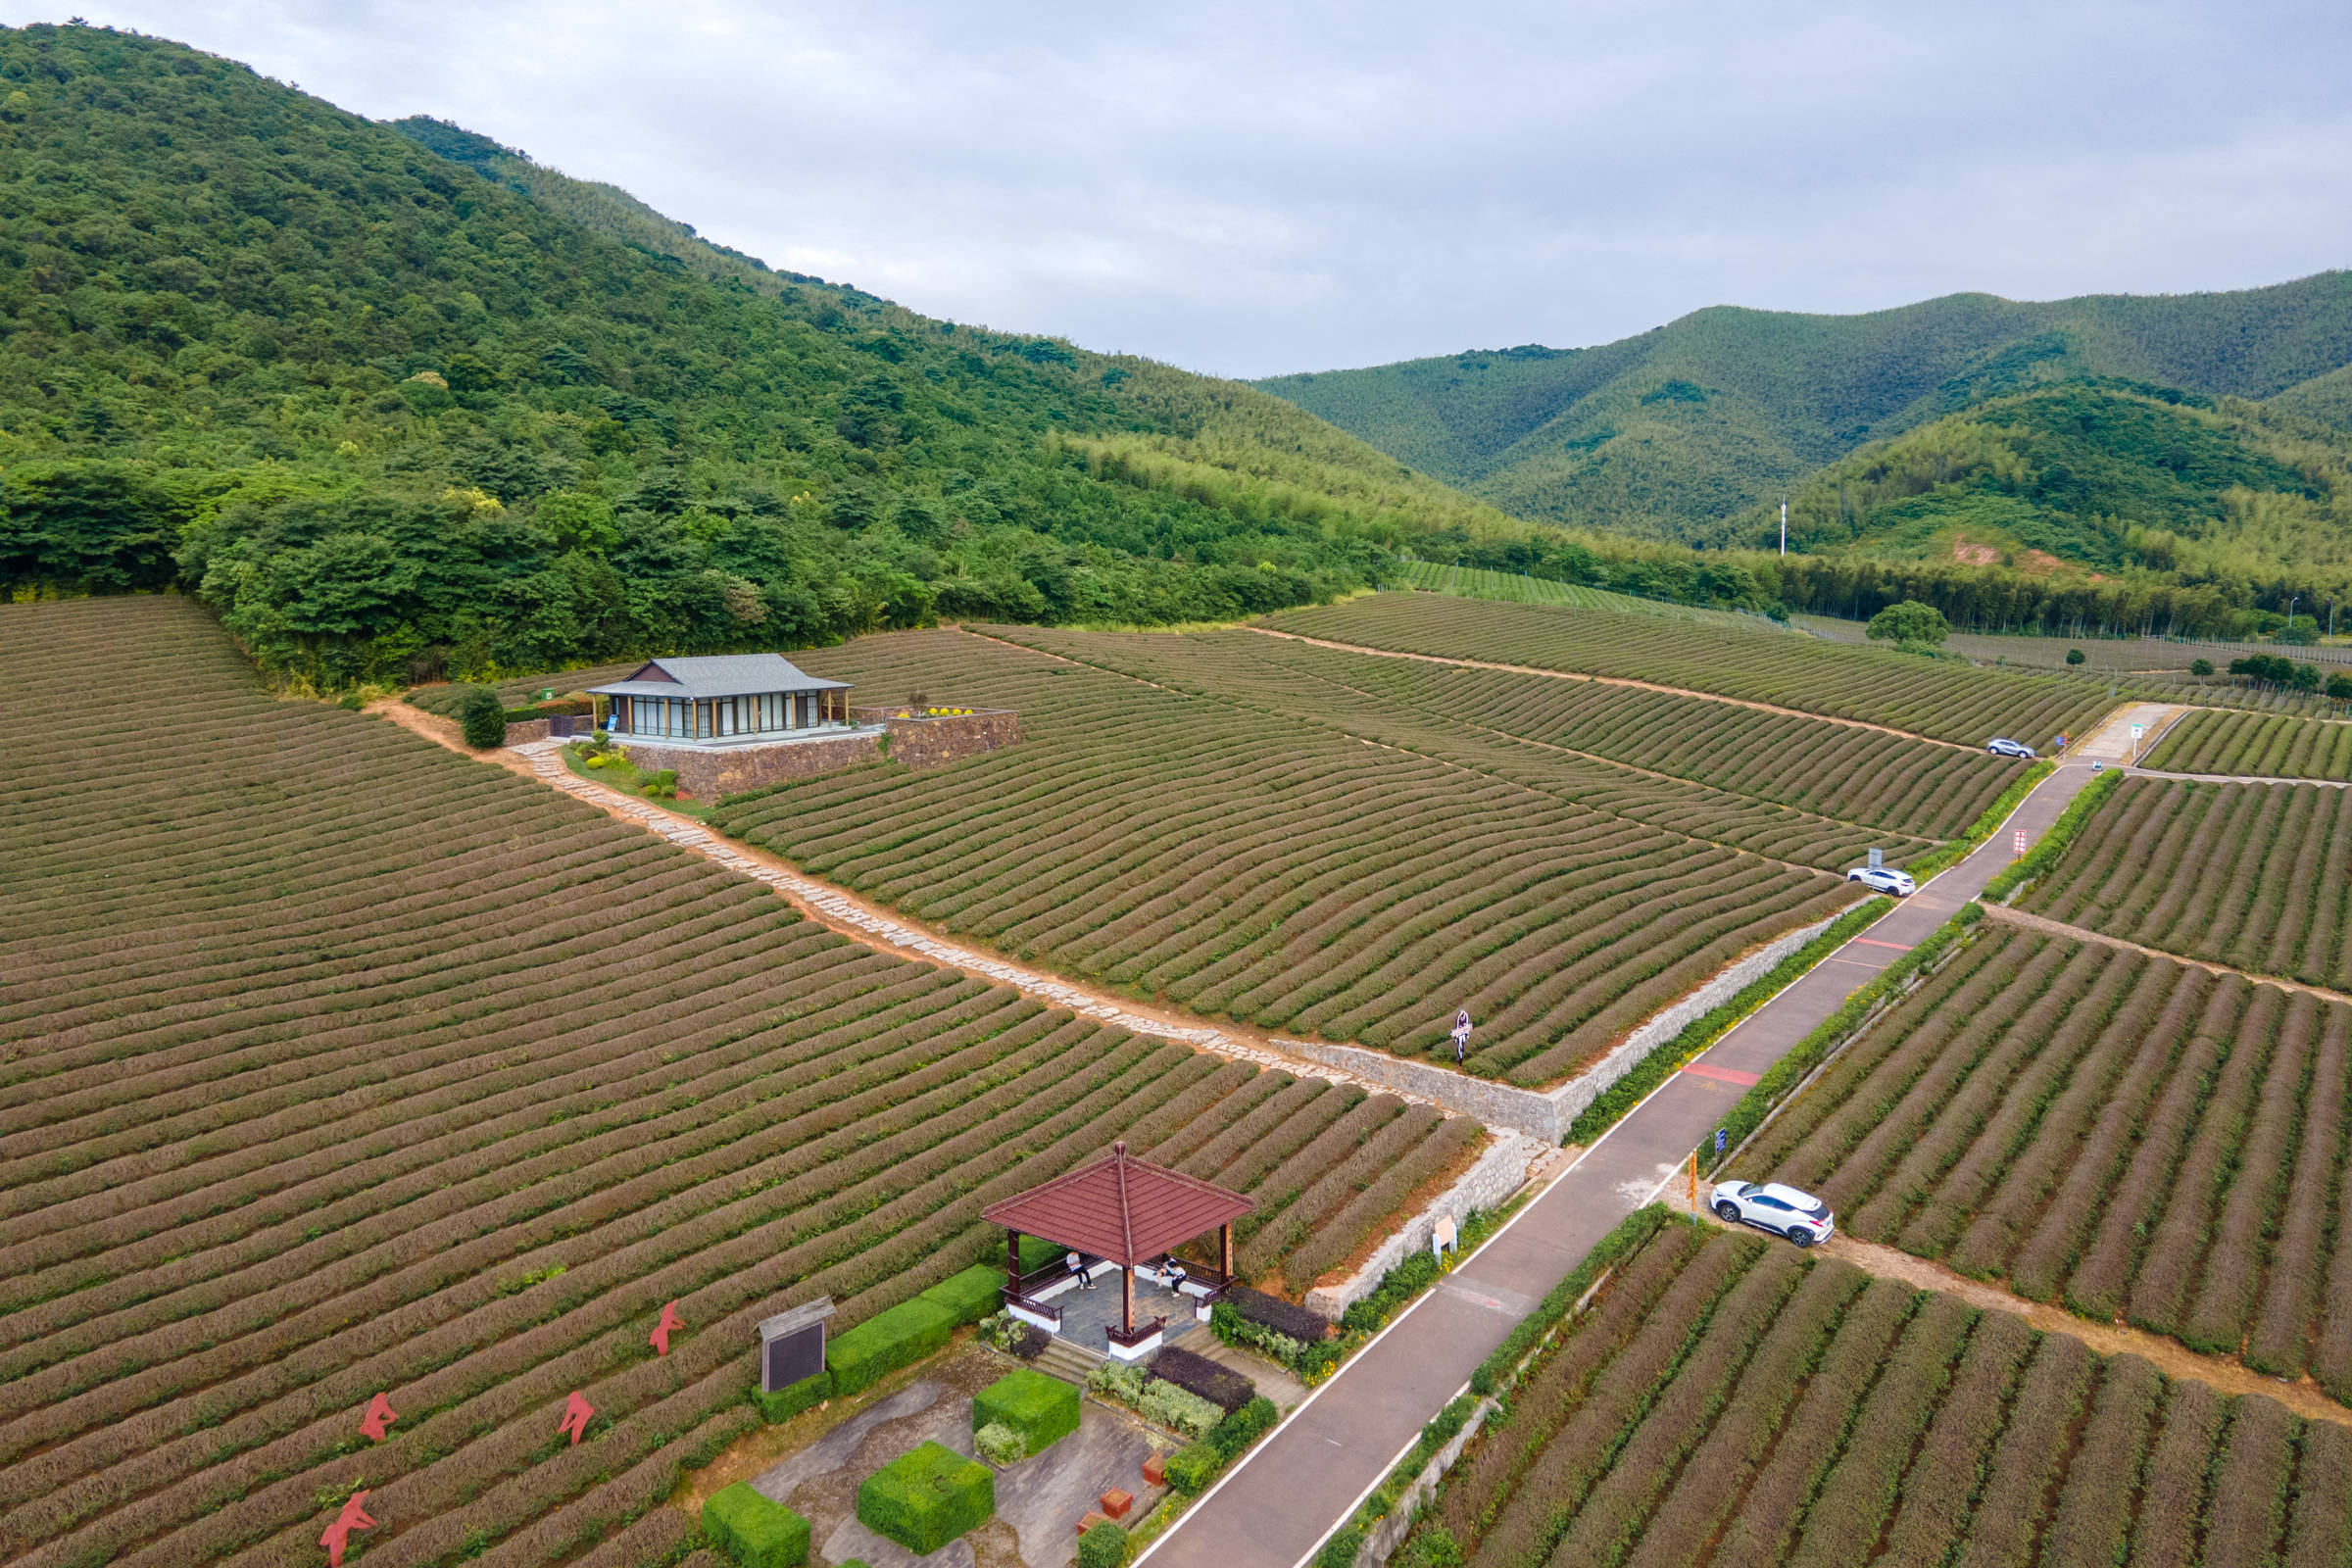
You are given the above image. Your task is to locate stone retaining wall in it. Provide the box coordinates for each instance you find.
[1541,909,1838,1131]
[1303,1132,1541,1319]
[620,733,883,799]
[862,708,1022,770]
[1277,910,1838,1145]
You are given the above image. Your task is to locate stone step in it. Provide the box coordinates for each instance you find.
[1032,1338,1104,1388]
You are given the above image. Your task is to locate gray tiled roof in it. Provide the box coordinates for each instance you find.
[588,654,850,700]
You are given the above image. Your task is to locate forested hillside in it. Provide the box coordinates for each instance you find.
[1732,380,2352,595]
[1258,277,2352,543]
[0,24,1559,687]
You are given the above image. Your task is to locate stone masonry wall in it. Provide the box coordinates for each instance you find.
[859,708,1023,770]
[1302,1132,1541,1319]
[620,733,882,800]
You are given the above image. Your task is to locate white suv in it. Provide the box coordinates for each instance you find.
[1846,865,1916,896]
[1711,1180,1836,1248]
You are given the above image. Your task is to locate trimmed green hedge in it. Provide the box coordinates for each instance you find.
[702,1483,809,1568]
[973,1368,1080,1457]
[1470,1204,1673,1396]
[1163,1396,1279,1494]
[828,1297,960,1396]
[1565,898,1890,1147]
[919,1263,1008,1327]
[752,1370,831,1426]
[1702,904,1982,1169]
[1079,1518,1129,1568]
[1979,767,2121,906]
[857,1442,996,1554]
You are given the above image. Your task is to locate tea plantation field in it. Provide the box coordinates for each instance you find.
[2021,776,2352,988]
[0,597,1474,1568]
[716,629,1866,1087]
[1265,592,2120,748]
[1728,922,2352,1400]
[1408,1224,2352,1568]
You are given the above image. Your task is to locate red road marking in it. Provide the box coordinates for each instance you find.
[1681,1062,1762,1087]
[1851,938,1913,951]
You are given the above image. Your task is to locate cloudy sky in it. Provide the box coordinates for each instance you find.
[28,2,2352,377]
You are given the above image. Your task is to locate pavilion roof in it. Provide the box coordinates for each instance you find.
[981,1142,1253,1266]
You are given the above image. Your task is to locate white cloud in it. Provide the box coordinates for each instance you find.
[28,0,2352,376]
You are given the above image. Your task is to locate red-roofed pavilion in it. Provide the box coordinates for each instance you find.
[983,1142,1253,1356]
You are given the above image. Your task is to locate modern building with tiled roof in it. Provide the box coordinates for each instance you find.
[590,653,857,746]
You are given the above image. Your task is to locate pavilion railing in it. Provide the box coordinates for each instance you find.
[1105,1317,1167,1351]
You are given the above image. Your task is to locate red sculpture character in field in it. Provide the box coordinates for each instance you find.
[320,1490,375,1568]
[360,1392,398,1443]
[651,1300,682,1356]
[559,1390,595,1446]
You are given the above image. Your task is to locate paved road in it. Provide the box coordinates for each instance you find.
[1142,761,2098,1568]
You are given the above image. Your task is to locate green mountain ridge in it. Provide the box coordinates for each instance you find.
[0,23,1565,687]
[1257,277,2352,543]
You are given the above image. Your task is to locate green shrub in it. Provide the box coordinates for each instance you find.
[973,1367,1080,1456]
[1162,1442,1223,1494]
[856,1442,996,1554]
[974,1421,1026,1467]
[919,1263,1008,1326]
[701,1483,809,1568]
[1136,1377,1222,1440]
[1316,1526,1364,1568]
[1078,1518,1129,1568]
[752,1370,830,1425]
[1088,1361,1146,1403]
[1207,1396,1277,1461]
[1017,1233,1066,1272]
[827,1297,959,1396]
[457,685,506,749]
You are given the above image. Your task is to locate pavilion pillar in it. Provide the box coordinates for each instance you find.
[1221,1222,1232,1282]
[1005,1227,1020,1287]
[1122,1261,1134,1335]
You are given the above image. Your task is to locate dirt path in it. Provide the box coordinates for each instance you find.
[1246,626,1988,752]
[1650,1192,2352,1427]
[367,700,1444,1114]
[1979,903,2352,1008]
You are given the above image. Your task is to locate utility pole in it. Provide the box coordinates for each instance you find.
[2287,596,2300,641]
[1779,496,1788,557]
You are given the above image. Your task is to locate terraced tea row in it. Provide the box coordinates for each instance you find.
[2022,776,2352,989]
[997,625,2017,845]
[1264,591,2120,747]
[1409,1223,2352,1568]
[1730,923,2352,1399]
[0,598,1477,1568]
[2146,707,2352,780]
[718,629,1859,1086]
[1395,561,1785,630]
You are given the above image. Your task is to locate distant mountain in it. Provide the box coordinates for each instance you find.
[1256,277,2352,541]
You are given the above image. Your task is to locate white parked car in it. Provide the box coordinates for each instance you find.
[1847,865,1916,896]
[1986,737,2036,760]
[1712,1180,1836,1248]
